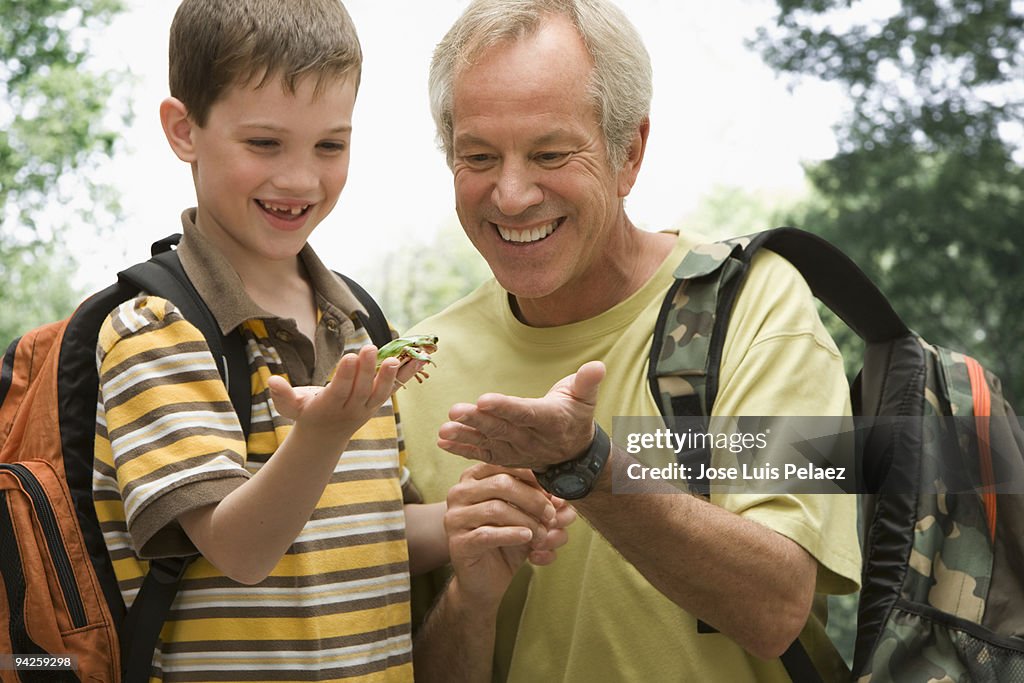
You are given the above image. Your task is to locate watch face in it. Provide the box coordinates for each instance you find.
[552,473,589,500]
[534,423,610,500]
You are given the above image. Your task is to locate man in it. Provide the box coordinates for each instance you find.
[408,1,860,680]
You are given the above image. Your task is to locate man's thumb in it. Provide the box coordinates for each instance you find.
[570,361,605,406]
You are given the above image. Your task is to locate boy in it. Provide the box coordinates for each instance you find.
[91,1,568,680]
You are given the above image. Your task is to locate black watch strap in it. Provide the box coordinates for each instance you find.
[533,423,611,500]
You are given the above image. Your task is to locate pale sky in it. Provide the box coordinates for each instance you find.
[74,0,850,290]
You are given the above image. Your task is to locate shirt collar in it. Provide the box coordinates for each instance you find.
[175,208,365,334]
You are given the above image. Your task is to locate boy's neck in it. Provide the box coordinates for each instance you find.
[196,218,319,342]
[245,261,319,344]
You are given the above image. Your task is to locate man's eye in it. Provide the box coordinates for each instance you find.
[460,154,495,168]
[537,152,569,164]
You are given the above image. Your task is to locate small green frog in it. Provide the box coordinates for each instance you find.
[376,335,439,383]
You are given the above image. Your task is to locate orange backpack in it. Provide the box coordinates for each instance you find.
[0,237,251,682]
[0,235,392,682]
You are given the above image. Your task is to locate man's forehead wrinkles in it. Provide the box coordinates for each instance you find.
[454,127,583,150]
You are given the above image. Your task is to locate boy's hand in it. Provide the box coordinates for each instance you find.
[268,345,407,444]
[393,354,430,388]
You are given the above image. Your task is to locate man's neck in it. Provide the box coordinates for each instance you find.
[512,229,677,327]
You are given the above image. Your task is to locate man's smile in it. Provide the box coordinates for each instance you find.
[493,218,564,243]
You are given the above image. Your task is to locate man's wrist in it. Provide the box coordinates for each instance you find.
[446,574,504,621]
[533,422,611,500]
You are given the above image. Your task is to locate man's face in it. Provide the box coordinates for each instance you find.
[450,15,634,309]
[187,73,356,268]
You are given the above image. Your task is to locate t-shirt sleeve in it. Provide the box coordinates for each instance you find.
[712,250,861,595]
[96,295,250,558]
[391,393,424,504]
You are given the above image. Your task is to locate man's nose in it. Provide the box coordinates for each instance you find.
[491,161,543,216]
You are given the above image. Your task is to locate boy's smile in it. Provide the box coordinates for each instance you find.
[167,72,357,273]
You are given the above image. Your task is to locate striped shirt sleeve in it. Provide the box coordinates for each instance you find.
[96,295,250,558]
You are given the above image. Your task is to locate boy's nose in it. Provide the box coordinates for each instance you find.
[271,160,319,194]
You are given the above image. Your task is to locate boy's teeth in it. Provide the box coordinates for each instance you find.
[497,221,558,243]
[259,200,309,215]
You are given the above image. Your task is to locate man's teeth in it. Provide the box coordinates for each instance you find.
[258,200,309,216]
[496,221,557,243]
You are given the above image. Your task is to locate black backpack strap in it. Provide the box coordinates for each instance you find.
[736,228,908,344]
[651,228,869,683]
[780,640,825,683]
[115,234,252,681]
[118,237,252,435]
[655,227,911,427]
[337,271,393,347]
[119,555,191,681]
[0,336,19,407]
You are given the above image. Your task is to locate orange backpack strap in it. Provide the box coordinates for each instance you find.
[0,322,63,443]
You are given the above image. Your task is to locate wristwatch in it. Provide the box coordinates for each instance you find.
[533,423,611,500]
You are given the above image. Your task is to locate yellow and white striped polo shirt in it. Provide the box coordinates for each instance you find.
[93,215,412,682]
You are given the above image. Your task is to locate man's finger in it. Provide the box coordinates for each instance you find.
[463,464,542,485]
[527,549,559,566]
[438,420,489,447]
[474,393,541,424]
[447,502,548,546]
[450,469,557,524]
[437,437,493,463]
[531,526,570,552]
[450,408,521,444]
[453,525,533,553]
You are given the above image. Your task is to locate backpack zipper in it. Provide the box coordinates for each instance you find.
[0,463,88,628]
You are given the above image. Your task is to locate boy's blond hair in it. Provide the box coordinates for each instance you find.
[169,0,362,126]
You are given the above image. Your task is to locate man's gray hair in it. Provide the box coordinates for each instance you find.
[428,0,653,170]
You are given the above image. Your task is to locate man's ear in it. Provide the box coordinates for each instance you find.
[617,117,650,198]
[160,97,197,162]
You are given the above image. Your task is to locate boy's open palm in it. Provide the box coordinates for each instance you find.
[180,347,420,586]
[268,346,412,445]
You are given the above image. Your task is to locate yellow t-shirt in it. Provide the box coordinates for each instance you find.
[402,231,860,682]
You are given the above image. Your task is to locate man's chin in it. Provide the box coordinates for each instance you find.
[496,278,559,303]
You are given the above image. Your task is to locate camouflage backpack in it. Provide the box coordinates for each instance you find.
[647,227,1024,682]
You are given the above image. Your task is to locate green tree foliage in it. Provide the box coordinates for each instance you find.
[753,0,1024,402]
[358,222,492,334]
[1,0,129,344]
[678,183,808,239]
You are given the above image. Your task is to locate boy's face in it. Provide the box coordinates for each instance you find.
[187,73,357,265]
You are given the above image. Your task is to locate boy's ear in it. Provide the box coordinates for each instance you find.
[160,97,197,162]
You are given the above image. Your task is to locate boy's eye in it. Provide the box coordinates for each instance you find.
[317,141,347,153]
[246,139,278,149]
